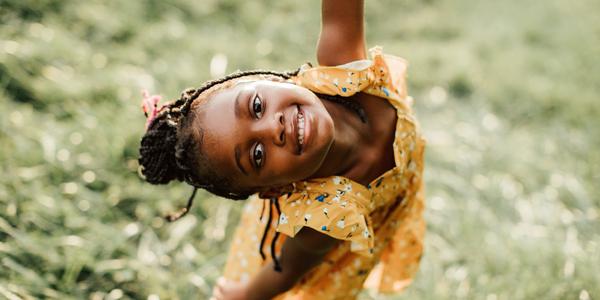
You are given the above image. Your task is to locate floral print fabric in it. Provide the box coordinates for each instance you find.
[223,47,426,299]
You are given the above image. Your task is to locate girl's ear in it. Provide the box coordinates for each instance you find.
[258,184,295,199]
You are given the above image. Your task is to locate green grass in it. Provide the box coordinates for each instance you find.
[1,0,599,299]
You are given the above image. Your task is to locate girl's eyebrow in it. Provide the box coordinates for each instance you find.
[234,88,245,119]
[234,144,248,175]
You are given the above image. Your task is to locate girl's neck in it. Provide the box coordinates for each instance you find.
[307,93,398,185]
[307,98,368,180]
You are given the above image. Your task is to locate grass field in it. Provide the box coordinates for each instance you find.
[1,0,599,299]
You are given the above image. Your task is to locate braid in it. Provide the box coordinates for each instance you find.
[181,69,298,115]
[139,88,194,184]
[139,66,368,206]
[179,67,365,122]
[313,92,368,123]
[139,70,299,198]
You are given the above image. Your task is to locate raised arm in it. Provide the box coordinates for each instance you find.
[317,0,367,66]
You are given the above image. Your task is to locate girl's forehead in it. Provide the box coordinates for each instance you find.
[237,75,292,85]
[234,80,259,91]
[228,79,287,93]
[204,78,298,107]
[236,79,258,84]
[205,80,255,102]
[224,79,262,92]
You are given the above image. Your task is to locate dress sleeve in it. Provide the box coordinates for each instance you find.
[276,188,376,257]
[293,46,409,103]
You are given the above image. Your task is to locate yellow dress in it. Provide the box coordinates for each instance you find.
[223,47,426,299]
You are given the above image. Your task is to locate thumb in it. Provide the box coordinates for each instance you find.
[217,276,227,287]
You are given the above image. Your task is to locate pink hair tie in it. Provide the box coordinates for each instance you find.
[141,90,165,131]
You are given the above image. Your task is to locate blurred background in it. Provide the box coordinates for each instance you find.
[1,0,599,299]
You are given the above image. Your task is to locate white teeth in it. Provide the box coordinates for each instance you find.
[298,111,305,146]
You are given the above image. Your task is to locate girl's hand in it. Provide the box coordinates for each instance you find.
[211,277,250,300]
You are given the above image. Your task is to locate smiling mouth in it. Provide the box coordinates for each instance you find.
[298,112,305,144]
[297,106,305,153]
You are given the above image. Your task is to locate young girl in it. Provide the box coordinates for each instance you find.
[139,1,426,299]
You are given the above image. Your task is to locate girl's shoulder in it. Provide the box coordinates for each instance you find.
[293,46,411,109]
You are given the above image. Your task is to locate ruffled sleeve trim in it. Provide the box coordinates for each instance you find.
[293,46,409,104]
[275,178,376,257]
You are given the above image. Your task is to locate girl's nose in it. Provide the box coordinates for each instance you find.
[256,111,285,146]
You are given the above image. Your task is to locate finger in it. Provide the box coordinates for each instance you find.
[217,276,227,287]
[212,283,224,298]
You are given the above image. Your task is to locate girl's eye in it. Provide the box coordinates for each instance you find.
[253,144,263,167]
[253,96,263,118]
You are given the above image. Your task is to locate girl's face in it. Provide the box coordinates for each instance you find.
[198,80,335,193]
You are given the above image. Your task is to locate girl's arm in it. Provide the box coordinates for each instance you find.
[212,3,366,299]
[212,227,339,300]
[317,0,367,66]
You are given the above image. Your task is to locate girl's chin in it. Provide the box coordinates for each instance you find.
[302,146,333,179]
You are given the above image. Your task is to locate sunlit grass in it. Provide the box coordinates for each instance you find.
[1,0,599,299]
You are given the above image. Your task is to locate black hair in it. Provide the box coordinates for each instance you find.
[138,68,367,221]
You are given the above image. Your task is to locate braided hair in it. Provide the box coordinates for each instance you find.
[139,68,368,220]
